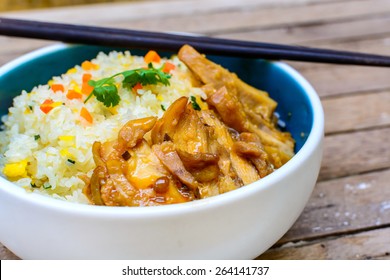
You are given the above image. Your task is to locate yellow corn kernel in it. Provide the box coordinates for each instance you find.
[70,81,82,94]
[60,149,73,158]
[58,135,75,142]
[48,80,54,86]
[3,160,28,178]
[67,68,77,74]
[156,95,164,101]
[51,101,63,108]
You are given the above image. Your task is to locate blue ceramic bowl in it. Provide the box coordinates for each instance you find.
[0,44,323,259]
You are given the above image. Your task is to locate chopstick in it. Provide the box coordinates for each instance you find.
[1,17,390,67]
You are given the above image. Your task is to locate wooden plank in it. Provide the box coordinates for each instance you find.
[218,13,390,45]
[322,90,390,134]
[279,169,390,244]
[1,0,389,34]
[258,227,390,259]
[106,0,390,34]
[319,127,390,181]
[286,60,390,98]
[285,35,390,97]
[0,0,341,25]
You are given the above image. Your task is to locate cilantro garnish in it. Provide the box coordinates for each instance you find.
[85,63,171,107]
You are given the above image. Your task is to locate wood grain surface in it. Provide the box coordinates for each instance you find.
[1,0,389,260]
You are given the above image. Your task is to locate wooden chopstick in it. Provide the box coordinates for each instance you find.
[1,17,390,67]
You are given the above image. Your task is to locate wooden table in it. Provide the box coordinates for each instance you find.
[1,0,389,260]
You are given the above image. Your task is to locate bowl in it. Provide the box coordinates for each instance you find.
[0,44,324,259]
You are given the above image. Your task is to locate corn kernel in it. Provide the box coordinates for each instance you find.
[67,68,77,74]
[3,160,28,178]
[70,81,82,94]
[51,102,63,108]
[60,149,73,158]
[58,135,75,142]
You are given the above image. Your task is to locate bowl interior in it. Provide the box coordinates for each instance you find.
[0,44,313,152]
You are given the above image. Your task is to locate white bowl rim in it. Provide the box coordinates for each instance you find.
[0,43,324,218]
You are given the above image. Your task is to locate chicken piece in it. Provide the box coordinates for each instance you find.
[234,78,277,121]
[233,132,274,178]
[125,140,195,204]
[86,140,140,206]
[178,44,277,121]
[116,116,157,154]
[206,86,248,132]
[152,141,200,193]
[151,96,187,144]
[152,97,221,186]
[199,110,261,187]
[178,45,237,92]
[84,117,194,206]
[100,158,139,206]
[172,103,212,154]
[178,44,295,165]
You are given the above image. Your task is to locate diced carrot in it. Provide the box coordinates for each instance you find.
[66,90,83,100]
[80,107,93,124]
[40,99,54,114]
[81,74,94,95]
[82,73,92,83]
[82,82,94,95]
[132,82,143,91]
[162,62,176,73]
[144,50,161,64]
[51,84,65,92]
[42,99,54,105]
[81,61,99,71]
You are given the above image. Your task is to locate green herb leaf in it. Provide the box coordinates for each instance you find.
[190,96,201,111]
[94,84,120,107]
[85,64,171,108]
[34,135,40,141]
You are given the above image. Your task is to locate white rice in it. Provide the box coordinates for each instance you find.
[0,50,204,203]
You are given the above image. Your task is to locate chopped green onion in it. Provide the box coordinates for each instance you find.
[190,96,201,111]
